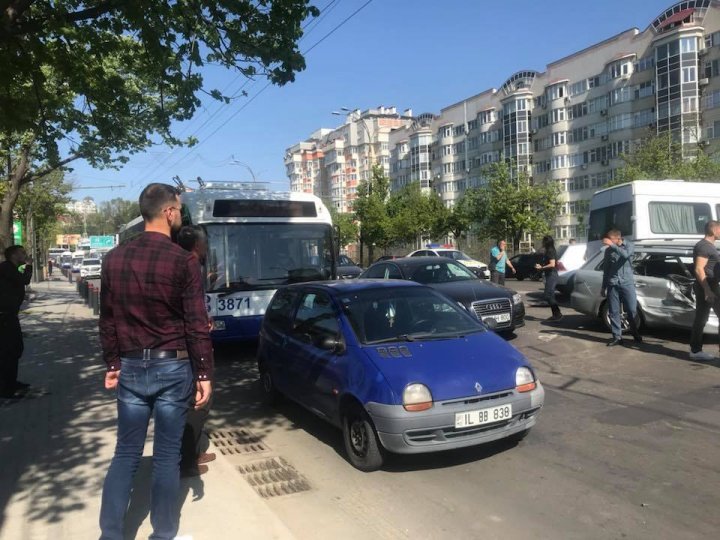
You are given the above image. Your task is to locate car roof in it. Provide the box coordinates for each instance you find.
[373,256,460,268]
[283,278,425,294]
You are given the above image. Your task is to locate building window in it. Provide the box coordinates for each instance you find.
[680,36,697,53]
[551,108,566,123]
[682,66,697,83]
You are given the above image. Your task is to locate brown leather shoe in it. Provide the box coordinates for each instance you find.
[181,464,208,478]
[197,452,216,465]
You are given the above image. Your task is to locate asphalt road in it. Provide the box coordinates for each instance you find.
[85,274,720,539]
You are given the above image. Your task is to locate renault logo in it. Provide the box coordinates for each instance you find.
[474,382,483,393]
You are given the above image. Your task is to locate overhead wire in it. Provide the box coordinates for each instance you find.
[128,1,341,192]
[143,0,375,186]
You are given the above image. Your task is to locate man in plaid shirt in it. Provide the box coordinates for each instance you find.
[98,183,213,540]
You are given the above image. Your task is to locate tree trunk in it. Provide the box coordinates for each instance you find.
[0,145,31,255]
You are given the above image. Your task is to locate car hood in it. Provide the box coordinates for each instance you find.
[457,259,485,268]
[428,280,514,305]
[362,331,529,403]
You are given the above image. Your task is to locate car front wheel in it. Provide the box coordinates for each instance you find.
[342,408,384,472]
[600,301,643,333]
[258,362,280,405]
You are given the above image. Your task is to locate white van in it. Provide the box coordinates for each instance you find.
[587,180,720,258]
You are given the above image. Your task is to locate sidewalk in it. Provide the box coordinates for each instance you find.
[0,277,296,540]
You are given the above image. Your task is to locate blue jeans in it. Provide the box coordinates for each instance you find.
[99,358,193,540]
[608,281,638,340]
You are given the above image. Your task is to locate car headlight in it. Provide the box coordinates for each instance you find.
[512,293,522,304]
[403,383,433,411]
[515,367,536,393]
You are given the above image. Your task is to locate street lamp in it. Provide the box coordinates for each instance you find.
[230,156,257,182]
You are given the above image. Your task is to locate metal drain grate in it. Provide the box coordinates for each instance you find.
[238,457,311,498]
[208,429,269,455]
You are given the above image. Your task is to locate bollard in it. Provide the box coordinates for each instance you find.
[68,269,73,283]
[81,280,87,300]
[93,289,100,316]
[87,283,93,306]
[76,278,81,293]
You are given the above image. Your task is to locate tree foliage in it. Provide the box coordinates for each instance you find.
[353,165,392,262]
[4,169,73,246]
[61,198,140,236]
[613,132,720,185]
[0,0,319,250]
[386,182,447,245]
[467,162,562,249]
[328,206,358,248]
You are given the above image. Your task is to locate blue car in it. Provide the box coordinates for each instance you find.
[257,280,544,471]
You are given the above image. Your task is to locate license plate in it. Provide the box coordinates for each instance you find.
[483,312,511,323]
[216,295,251,314]
[455,403,513,429]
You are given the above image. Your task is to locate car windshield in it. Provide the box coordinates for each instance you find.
[82,259,100,265]
[441,250,470,261]
[340,287,484,344]
[339,255,357,266]
[409,261,477,284]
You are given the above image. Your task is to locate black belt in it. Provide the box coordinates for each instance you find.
[122,349,189,360]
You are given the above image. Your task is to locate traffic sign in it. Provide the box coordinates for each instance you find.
[89,235,115,248]
[13,220,22,244]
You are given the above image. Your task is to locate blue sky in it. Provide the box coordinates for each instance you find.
[69,0,675,203]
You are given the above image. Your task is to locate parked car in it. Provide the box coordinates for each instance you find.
[79,258,102,279]
[555,243,587,296]
[374,255,402,263]
[407,248,490,279]
[337,255,363,279]
[257,280,544,471]
[506,253,544,281]
[570,241,715,333]
[359,257,524,334]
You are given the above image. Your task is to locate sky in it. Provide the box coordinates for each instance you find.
[68,0,676,204]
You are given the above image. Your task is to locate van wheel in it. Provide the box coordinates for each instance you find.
[600,301,643,333]
[342,407,384,472]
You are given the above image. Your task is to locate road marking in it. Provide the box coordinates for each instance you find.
[538,333,559,342]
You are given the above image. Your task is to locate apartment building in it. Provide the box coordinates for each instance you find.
[66,196,98,215]
[284,107,414,213]
[399,0,720,243]
[286,1,720,243]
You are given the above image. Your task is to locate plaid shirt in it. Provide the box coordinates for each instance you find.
[99,231,213,380]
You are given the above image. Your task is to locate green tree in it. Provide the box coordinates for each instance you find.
[328,206,358,248]
[443,191,477,249]
[613,132,720,185]
[353,165,392,264]
[386,182,448,246]
[468,162,562,250]
[0,0,319,251]
[10,170,73,250]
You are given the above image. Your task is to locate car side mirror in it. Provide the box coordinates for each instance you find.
[320,336,346,354]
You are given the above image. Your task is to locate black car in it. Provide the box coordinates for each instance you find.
[337,254,363,279]
[507,253,544,281]
[359,256,525,334]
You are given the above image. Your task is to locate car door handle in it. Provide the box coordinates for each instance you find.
[635,282,647,288]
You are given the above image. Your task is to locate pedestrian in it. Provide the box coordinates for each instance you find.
[98,184,213,540]
[489,239,515,285]
[569,238,577,245]
[689,220,720,361]
[534,235,562,321]
[47,258,53,276]
[176,225,216,477]
[601,229,641,347]
[0,245,33,399]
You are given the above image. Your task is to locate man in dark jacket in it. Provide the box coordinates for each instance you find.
[0,245,33,398]
[601,229,641,347]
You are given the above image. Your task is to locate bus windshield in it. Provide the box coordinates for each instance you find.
[204,223,334,292]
